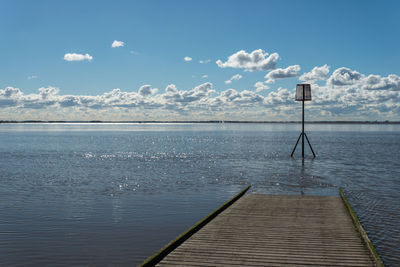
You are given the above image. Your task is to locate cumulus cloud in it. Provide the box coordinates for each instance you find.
[184,56,192,62]
[39,86,59,99]
[362,74,400,91]
[217,89,264,106]
[111,40,125,48]
[64,53,93,62]
[1,68,400,121]
[0,87,21,108]
[265,65,300,83]
[299,64,330,82]
[199,59,211,64]
[254,81,269,92]
[163,82,215,105]
[264,87,294,106]
[202,74,208,78]
[138,85,158,96]
[327,67,363,86]
[216,49,279,71]
[224,74,242,84]
[0,87,23,98]
[28,75,37,80]
[325,67,400,92]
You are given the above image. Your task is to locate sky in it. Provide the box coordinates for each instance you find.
[1,0,399,121]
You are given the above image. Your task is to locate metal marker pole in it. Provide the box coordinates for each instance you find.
[302,86,305,158]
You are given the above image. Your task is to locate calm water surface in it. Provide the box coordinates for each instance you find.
[0,123,399,266]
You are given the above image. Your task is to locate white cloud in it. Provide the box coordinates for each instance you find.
[138,85,158,96]
[216,89,264,107]
[39,86,59,99]
[184,56,192,62]
[1,86,23,98]
[325,67,400,92]
[362,74,400,91]
[224,74,242,84]
[165,84,178,94]
[254,81,269,92]
[265,65,300,83]
[111,40,125,48]
[1,68,400,121]
[216,49,279,71]
[28,75,37,80]
[327,67,363,86]
[63,53,93,62]
[263,87,293,106]
[202,75,208,78]
[299,64,330,82]
[199,59,211,64]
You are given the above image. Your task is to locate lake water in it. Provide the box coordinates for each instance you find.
[0,123,399,266]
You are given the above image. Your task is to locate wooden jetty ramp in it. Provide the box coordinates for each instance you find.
[140,187,384,267]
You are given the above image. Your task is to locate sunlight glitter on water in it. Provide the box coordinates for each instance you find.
[0,123,399,266]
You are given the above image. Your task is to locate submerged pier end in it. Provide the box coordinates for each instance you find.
[140,188,383,267]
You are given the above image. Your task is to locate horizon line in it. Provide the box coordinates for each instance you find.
[1,120,399,124]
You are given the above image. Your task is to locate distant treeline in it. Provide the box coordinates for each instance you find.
[1,120,399,124]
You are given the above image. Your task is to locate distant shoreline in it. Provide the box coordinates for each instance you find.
[1,120,399,124]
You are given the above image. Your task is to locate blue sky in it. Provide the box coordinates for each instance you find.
[1,0,399,121]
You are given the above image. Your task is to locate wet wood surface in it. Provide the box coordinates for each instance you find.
[157,194,375,266]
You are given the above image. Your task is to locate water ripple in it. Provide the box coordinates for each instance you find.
[0,124,399,266]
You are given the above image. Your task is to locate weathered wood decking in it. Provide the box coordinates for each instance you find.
[155,194,380,266]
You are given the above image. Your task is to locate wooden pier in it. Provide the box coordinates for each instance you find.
[141,188,383,266]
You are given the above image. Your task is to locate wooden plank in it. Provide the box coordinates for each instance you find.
[155,194,379,266]
[339,188,385,267]
[138,185,250,267]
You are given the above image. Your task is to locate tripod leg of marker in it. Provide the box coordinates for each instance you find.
[291,133,302,157]
[305,133,316,157]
